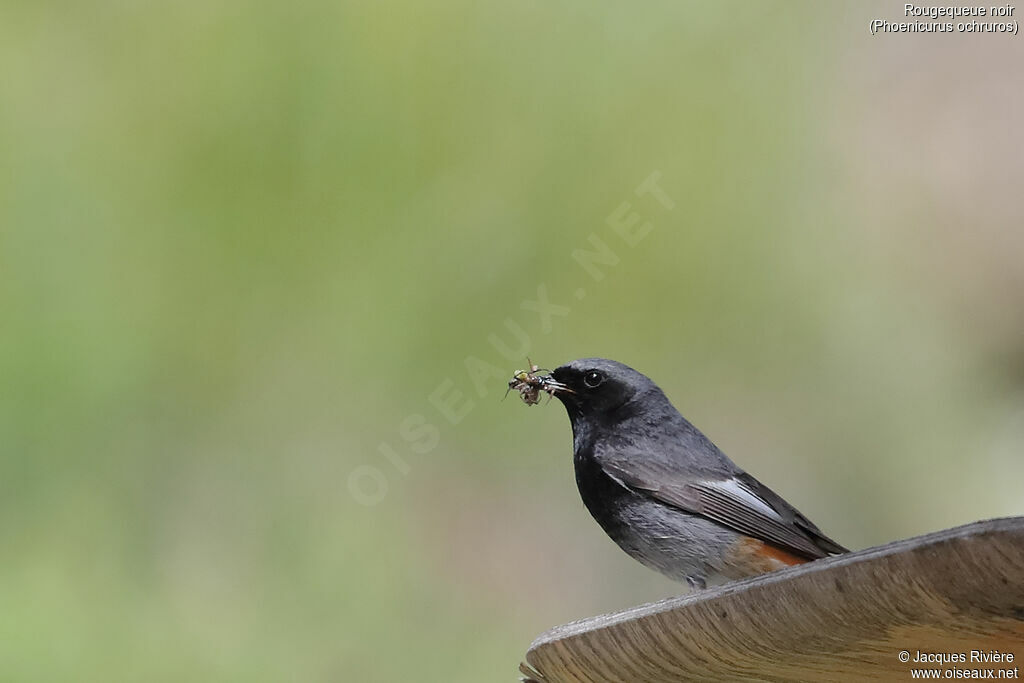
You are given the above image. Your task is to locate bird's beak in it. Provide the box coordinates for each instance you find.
[540,377,574,396]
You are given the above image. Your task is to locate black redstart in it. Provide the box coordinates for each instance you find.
[519,357,848,589]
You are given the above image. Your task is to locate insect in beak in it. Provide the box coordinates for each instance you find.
[506,358,558,406]
[539,377,574,396]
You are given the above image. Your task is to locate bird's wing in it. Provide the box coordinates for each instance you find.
[600,457,848,560]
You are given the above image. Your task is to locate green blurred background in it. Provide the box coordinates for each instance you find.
[2,1,1022,680]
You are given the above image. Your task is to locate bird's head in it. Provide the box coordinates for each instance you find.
[542,358,662,426]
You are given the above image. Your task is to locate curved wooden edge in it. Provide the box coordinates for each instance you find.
[523,517,1024,683]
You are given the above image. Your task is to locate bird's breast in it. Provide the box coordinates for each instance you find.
[573,448,636,539]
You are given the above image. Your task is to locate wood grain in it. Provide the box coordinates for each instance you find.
[522,517,1024,682]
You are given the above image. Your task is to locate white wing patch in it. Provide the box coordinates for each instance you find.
[712,478,784,522]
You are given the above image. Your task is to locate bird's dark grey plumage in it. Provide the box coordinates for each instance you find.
[544,358,847,588]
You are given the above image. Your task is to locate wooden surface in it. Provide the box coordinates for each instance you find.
[521,517,1024,682]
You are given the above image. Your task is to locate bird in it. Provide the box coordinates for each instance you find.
[537,357,848,589]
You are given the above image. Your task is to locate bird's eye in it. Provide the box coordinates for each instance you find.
[583,370,604,388]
